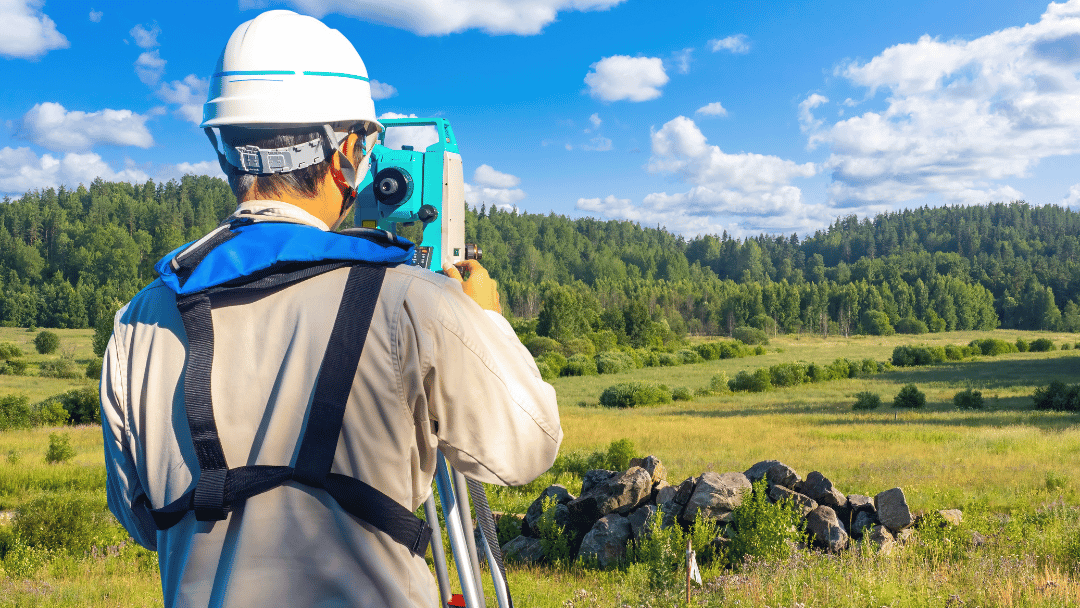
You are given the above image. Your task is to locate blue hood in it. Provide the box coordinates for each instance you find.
[156,222,414,295]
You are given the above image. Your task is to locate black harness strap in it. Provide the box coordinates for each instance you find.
[152,263,431,556]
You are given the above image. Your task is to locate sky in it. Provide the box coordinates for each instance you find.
[1,0,1079,238]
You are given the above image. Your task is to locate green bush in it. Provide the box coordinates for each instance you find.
[732,326,769,345]
[1063,343,1073,351]
[861,310,895,336]
[656,352,681,367]
[538,352,567,376]
[45,432,76,464]
[0,343,23,359]
[728,479,805,567]
[599,382,672,408]
[860,358,882,375]
[894,384,926,409]
[708,372,729,394]
[953,388,985,410]
[34,330,60,355]
[0,358,29,376]
[895,317,929,334]
[769,362,807,387]
[535,360,555,381]
[563,353,598,376]
[36,399,70,426]
[671,386,694,401]
[969,338,1017,356]
[1016,338,1030,352]
[564,337,596,357]
[37,387,100,425]
[525,336,562,357]
[676,349,704,364]
[827,358,857,379]
[0,394,33,431]
[944,344,966,361]
[38,358,83,379]
[729,369,772,392]
[1032,381,1080,412]
[606,438,637,471]
[86,358,103,379]
[754,345,767,356]
[1029,338,1056,352]
[806,362,831,383]
[587,329,618,354]
[496,513,522,548]
[694,342,722,360]
[537,496,571,564]
[12,492,124,555]
[892,345,946,367]
[596,351,635,374]
[853,391,882,410]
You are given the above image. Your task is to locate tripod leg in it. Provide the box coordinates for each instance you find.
[452,468,487,606]
[425,494,452,607]
[436,454,482,607]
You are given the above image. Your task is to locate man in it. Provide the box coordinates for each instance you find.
[100,10,561,608]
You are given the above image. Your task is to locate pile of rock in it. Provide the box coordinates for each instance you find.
[500,457,962,567]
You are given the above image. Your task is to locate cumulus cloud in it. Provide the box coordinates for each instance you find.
[156,74,209,125]
[0,146,149,194]
[238,0,626,35]
[1063,183,1080,208]
[583,136,612,151]
[0,0,69,59]
[130,23,160,49]
[585,55,669,102]
[473,164,519,189]
[465,164,525,207]
[709,34,749,54]
[89,9,103,22]
[809,0,1080,208]
[696,102,727,116]
[15,102,157,153]
[135,50,166,85]
[155,160,220,183]
[577,116,821,237]
[377,112,440,151]
[798,94,828,133]
[370,79,397,100]
[671,48,693,74]
[588,113,602,129]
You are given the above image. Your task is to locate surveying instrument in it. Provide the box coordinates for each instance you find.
[354,117,512,608]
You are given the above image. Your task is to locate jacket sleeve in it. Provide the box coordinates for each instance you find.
[100,312,159,551]
[419,279,562,486]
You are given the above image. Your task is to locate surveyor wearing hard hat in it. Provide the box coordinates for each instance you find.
[100,10,561,608]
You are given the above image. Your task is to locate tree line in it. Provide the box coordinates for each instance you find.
[0,177,1077,341]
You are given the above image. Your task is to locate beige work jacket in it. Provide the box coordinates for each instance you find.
[100,202,561,608]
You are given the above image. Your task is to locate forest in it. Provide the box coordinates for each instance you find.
[0,176,1078,344]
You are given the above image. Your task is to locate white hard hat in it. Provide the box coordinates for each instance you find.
[202,10,381,132]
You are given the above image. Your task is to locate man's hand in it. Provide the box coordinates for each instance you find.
[444,259,501,313]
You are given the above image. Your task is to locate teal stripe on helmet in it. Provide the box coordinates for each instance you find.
[215,70,296,77]
[303,71,370,82]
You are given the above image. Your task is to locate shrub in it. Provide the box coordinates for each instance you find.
[754,345,767,356]
[38,358,83,379]
[953,388,985,410]
[535,360,555,381]
[563,353,598,376]
[538,352,567,376]
[36,399,70,426]
[894,384,926,409]
[676,349,704,364]
[1016,338,1030,352]
[655,352,681,367]
[895,317,929,334]
[600,382,672,408]
[38,387,100,425]
[34,330,60,355]
[728,479,805,567]
[587,329,618,354]
[596,351,635,374]
[496,513,522,547]
[729,369,772,393]
[694,342,722,360]
[45,432,76,464]
[1063,343,1073,351]
[969,338,1017,356]
[1032,381,1080,412]
[892,345,939,367]
[769,362,807,387]
[1029,338,1056,352]
[827,358,856,379]
[606,438,637,471]
[0,358,29,376]
[860,358,881,375]
[806,362,831,383]
[671,386,694,401]
[86,358,103,379]
[525,336,562,357]
[708,372,729,394]
[861,310,895,336]
[732,326,769,346]
[12,492,123,555]
[0,394,33,431]
[944,344,966,361]
[0,343,23,359]
[853,391,882,410]
[564,337,596,357]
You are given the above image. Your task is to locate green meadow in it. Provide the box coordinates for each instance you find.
[2,328,1079,607]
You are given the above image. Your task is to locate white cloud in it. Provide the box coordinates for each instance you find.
[589,113,602,129]
[583,136,612,151]
[16,102,157,153]
[156,74,209,125]
[585,55,668,102]
[377,112,440,151]
[238,0,626,35]
[370,79,397,100]
[129,23,160,49]
[89,9,103,23]
[696,102,727,117]
[464,164,524,206]
[135,50,166,85]
[0,146,149,194]
[811,0,1080,208]
[671,48,693,74]
[1062,183,1080,208]
[798,94,828,134]
[0,0,69,59]
[473,164,520,189]
[155,160,220,183]
[709,34,749,54]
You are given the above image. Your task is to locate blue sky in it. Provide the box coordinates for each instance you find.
[1,0,1078,237]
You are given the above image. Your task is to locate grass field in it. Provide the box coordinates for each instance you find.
[2,328,1079,607]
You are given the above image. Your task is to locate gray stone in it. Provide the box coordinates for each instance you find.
[653,481,675,505]
[895,528,915,543]
[847,494,875,515]
[581,469,618,495]
[523,485,575,537]
[628,504,658,539]
[874,487,913,531]
[502,535,544,564]
[567,466,653,526]
[744,460,800,489]
[768,484,817,516]
[938,509,963,526]
[577,514,632,568]
[801,471,846,509]
[850,510,877,539]
[865,524,894,553]
[629,455,667,485]
[682,472,751,524]
[673,476,696,505]
[806,506,848,552]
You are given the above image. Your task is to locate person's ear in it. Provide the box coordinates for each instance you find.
[331,133,362,172]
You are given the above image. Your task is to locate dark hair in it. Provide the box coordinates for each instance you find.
[214,126,330,200]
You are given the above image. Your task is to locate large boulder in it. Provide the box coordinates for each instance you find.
[800,472,846,509]
[653,480,675,505]
[744,460,800,489]
[866,524,895,553]
[567,467,654,528]
[850,510,877,539]
[874,488,913,531]
[628,504,658,539]
[577,514,632,568]
[768,484,817,517]
[629,455,667,485]
[806,506,848,552]
[501,535,544,564]
[581,469,618,495]
[522,485,575,537]
[681,472,751,524]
